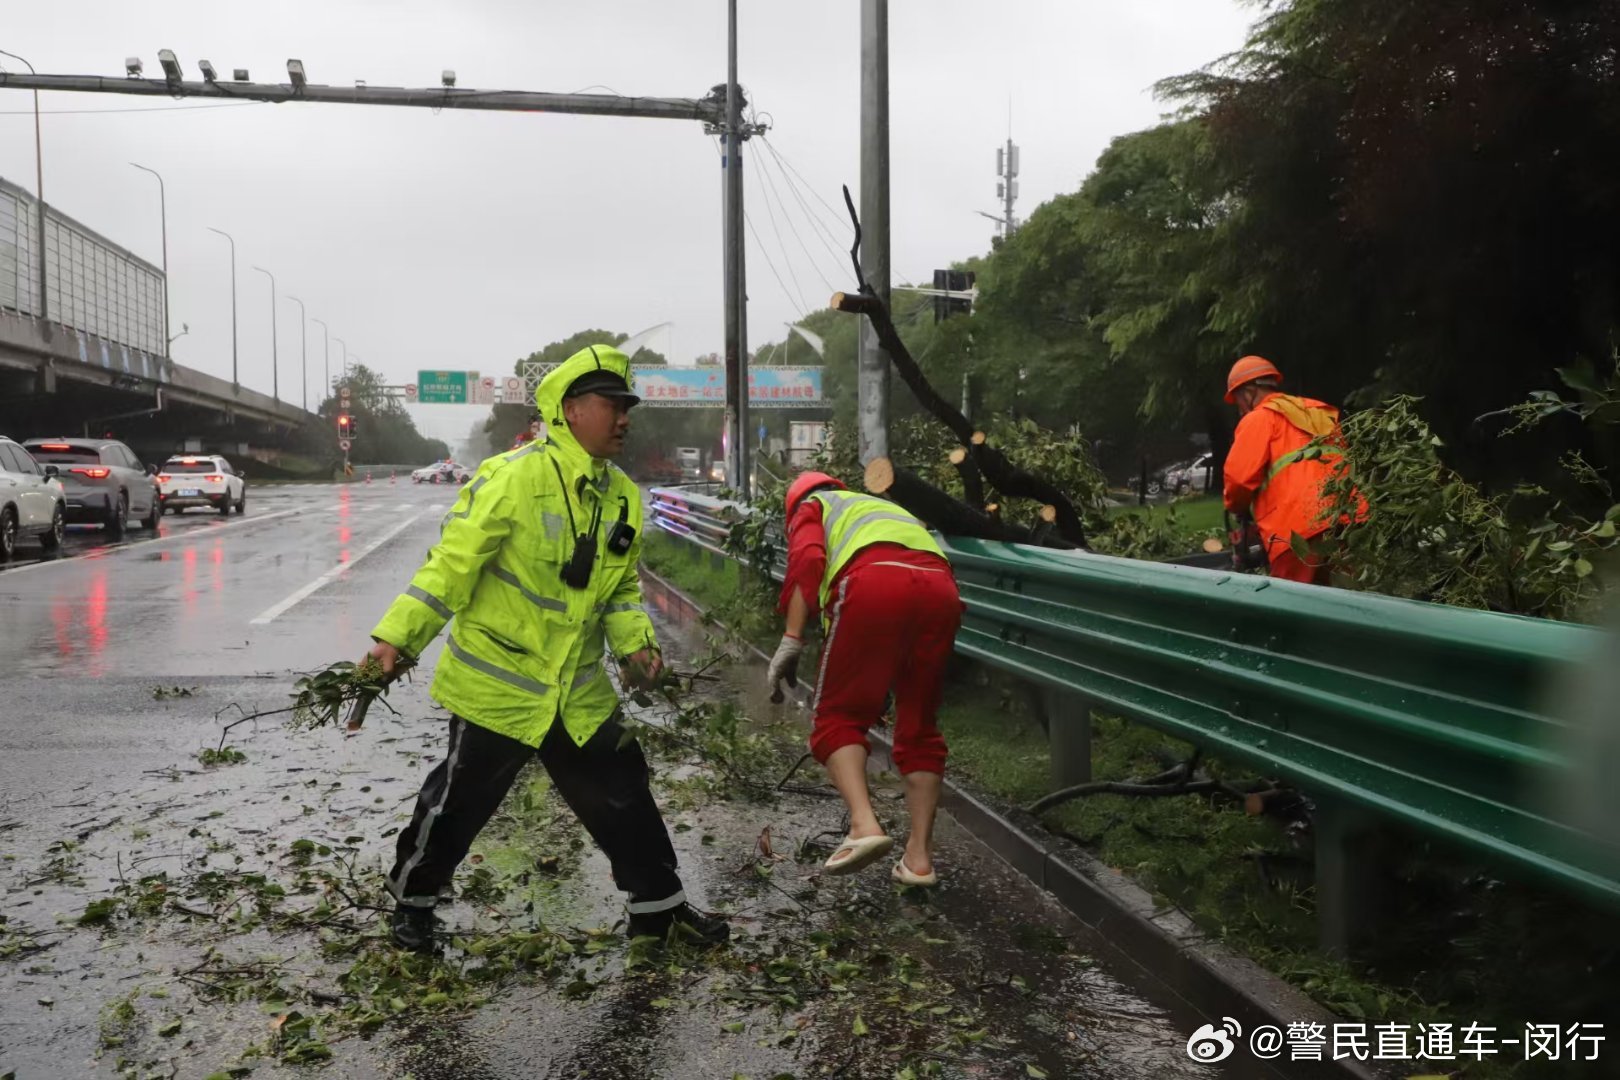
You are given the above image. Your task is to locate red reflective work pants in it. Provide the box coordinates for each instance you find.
[810,548,962,775]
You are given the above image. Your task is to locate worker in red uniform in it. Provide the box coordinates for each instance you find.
[766,472,962,886]
[1222,356,1365,584]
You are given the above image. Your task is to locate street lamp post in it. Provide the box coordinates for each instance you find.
[128,163,169,357]
[205,227,238,388]
[312,318,330,400]
[252,266,279,403]
[0,50,48,329]
[334,337,350,381]
[288,295,308,411]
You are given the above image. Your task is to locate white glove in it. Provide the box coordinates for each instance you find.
[767,633,804,703]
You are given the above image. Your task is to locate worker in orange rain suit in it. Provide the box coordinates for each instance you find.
[1221,355,1366,585]
[765,472,963,887]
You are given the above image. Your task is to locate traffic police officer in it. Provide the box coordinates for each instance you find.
[364,344,728,950]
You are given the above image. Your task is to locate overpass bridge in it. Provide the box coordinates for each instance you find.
[0,175,316,458]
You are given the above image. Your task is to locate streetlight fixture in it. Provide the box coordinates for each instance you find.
[129,163,169,357]
[312,318,330,400]
[287,59,307,90]
[125,57,143,78]
[252,266,279,404]
[157,49,182,84]
[198,59,218,83]
[287,295,309,411]
[205,227,239,388]
[0,50,48,325]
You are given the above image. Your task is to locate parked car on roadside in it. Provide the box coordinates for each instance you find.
[23,437,160,538]
[0,435,66,559]
[156,455,248,516]
[411,461,471,485]
[1164,452,1215,496]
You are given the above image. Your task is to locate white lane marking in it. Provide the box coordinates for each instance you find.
[395,502,412,511]
[0,508,306,578]
[249,512,427,625]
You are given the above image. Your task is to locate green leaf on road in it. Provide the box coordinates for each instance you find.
[852,1012,869,1036]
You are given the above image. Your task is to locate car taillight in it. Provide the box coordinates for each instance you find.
[39,444,72,451]
[207,475,223,482]
[157,474,171,483]
[71,467,111,478]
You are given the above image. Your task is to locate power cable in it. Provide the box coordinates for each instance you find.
[752,152,814,312]
[757,139,857,283]
[754,143,842,296]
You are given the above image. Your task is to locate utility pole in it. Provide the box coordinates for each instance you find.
[857,0,891,465]
[288,295,308,411]
[129,163,169,357]
[252,266,278,403]
[313,318,330,400]
[719,0,752,499]
[206,227,239,389]
[0,51,49,340]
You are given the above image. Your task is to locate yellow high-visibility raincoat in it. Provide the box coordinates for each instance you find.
[371,345,657,747]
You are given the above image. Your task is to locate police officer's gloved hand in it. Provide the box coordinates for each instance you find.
[768,633,803,703]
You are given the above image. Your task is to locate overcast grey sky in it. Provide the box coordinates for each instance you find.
[1,1,1253,442]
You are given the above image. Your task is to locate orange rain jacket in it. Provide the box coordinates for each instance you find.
[1223,392,1364,561]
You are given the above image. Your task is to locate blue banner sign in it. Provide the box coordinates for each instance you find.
[630,366,824,408]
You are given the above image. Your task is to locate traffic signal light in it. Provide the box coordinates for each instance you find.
[337,413,353,437]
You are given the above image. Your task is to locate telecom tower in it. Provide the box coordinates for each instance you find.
[996,138,1020,238]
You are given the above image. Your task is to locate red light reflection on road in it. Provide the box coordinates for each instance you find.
[50,570,110,672]
[183,546,198,610]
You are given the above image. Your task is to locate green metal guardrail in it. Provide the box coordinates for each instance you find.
[940,538,1617,913]
[649,485,1620,946]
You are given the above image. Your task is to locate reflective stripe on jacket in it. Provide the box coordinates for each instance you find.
[370,346,656,749]
[809,490,946,615]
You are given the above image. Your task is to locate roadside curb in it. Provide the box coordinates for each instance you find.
[641,566,1388,1080]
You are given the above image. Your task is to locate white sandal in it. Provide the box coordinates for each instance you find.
[892,858,938,887]
[823,834,893,876]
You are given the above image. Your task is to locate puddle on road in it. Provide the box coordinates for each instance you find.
[1,610,1217,1080]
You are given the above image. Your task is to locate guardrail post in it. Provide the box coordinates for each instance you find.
[1313,798,1385,957]
[1042,688,1093,788]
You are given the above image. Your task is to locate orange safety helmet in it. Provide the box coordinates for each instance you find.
[784,470,845,518]
[1224,355,1283,404]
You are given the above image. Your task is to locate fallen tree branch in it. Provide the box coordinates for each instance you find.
[864,457,1076,549]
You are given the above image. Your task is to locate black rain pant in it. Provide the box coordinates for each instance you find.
[386,712,685,917]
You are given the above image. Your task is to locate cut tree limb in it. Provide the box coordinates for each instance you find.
[830,286,1089,548]
[948,446,985,507]
[864,458,1073,548]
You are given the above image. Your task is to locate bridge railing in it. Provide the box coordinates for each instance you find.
[646,485,1619,949]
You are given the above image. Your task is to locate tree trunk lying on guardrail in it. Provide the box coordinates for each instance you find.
[864,457,1077,550]
[830,186,1089,550]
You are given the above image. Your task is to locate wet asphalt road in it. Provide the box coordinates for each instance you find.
[0,480,1223,1079]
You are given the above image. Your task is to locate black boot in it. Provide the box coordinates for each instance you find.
[390,905,440,953]
[627,902,730,947]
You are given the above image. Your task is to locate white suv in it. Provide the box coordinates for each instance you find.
[157,455,248,516]
[0,436,67,559]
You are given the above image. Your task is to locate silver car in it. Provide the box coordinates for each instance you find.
[23,437,161,539]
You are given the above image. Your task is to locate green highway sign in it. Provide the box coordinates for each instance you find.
[417,370,469,404]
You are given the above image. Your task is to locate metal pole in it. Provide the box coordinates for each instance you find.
[129,163,168,356]
[0,72,722,123]
[722,0,751,498]
[0,52,49,334]
[334,337,348,381]
[288,296,308,411]
[857,0,891,465]
[206,227,238,389]
[313,318,329,400]
[253,266,278,403]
